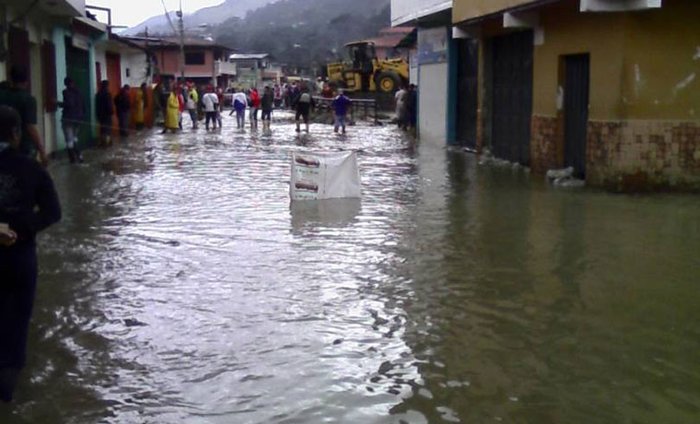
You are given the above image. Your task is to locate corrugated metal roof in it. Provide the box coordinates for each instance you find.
[229,53,270,60]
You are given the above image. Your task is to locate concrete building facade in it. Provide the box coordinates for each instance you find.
[1,0,87,154]
[133,37,232,87]
[453,0,700,191]
[391,0,457,146]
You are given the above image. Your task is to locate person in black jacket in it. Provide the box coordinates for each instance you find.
[95,80,113,147]
[114,85,131,140]
[0,106,61,402]
[407,84,417,131]
[0,65,49,166]
[59,77,84,163]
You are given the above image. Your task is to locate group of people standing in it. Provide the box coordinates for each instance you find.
[95,81,149,147]
[228,83,312,133]
[154,81,226,133]
[228,86,275,131]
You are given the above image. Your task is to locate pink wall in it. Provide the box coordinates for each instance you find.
[157,48,216,78]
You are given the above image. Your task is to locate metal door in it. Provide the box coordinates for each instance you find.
[491,31,533,165]
[564,54,590,178]
[66,40,92,147]
[456,39,478,149]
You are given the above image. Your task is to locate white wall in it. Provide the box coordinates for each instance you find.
[121,52,150,87]
[418,62,448,145]
[409,50,418,84]
[95,47,150,88]
[391,0,452,26]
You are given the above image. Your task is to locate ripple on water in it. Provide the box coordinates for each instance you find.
[6,112,700,424]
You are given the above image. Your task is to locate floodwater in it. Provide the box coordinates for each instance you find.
[2,112,699,424]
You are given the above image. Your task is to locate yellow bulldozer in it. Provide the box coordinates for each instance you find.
[327,41,409,93]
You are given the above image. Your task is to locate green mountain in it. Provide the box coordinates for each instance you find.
[123,0,277,36]
[214,0,391,73]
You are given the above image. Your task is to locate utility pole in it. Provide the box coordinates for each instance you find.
[177,0,185,82]
[145,26,151,82]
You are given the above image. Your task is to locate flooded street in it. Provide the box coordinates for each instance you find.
[2,112,700,423]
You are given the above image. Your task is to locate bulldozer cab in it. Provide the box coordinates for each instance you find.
[346,42,376,73]
[327,40,408,93]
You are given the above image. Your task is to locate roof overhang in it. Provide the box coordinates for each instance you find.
[392,1,452,27]
[62,0,85,16]
[454,0,663,25]
[580,0,662,11]
[73,16,108,35]
[453,0,558,26]
[229,54,269,60]
[4,0,84,18]
[43,0,84,17]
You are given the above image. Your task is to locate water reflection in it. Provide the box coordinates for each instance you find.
[388,146,700,423]
[290,199,362,234]
[1,113,699,424]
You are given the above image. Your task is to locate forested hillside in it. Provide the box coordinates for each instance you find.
[215,0,391,72]
[123,0,276,35]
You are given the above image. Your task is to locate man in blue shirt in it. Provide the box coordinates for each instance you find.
[331,90,352,134]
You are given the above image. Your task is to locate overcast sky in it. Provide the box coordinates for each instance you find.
[87,0,226,28]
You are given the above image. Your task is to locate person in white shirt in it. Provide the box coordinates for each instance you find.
[201,86,219,131]
[228,89,248,129]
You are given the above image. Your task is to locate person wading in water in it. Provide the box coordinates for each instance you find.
[0,105,61,402]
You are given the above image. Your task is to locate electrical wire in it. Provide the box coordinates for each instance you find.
[159,0,179,34]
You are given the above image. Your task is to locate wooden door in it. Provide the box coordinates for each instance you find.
[106,53,122,136]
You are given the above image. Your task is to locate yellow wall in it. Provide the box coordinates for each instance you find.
[533,0,699,120]
[469,0,699,121]
[453,0,538,24]
[620,0,700,120]
[533,0,626,120]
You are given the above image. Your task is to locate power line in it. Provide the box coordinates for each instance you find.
[159,0,178,34]
[158,0,186,80]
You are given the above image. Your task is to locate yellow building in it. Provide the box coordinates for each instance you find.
[453,0,700,191]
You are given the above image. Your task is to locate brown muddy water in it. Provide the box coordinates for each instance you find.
[1,112,699,423]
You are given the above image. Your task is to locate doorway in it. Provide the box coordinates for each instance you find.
[106,53,122,137]
[490,30,534,165]
[563,54,590,178]
[456,38,478,149]
[66,38,92,147]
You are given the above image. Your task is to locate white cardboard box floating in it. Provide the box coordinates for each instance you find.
[290,151,361,201]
